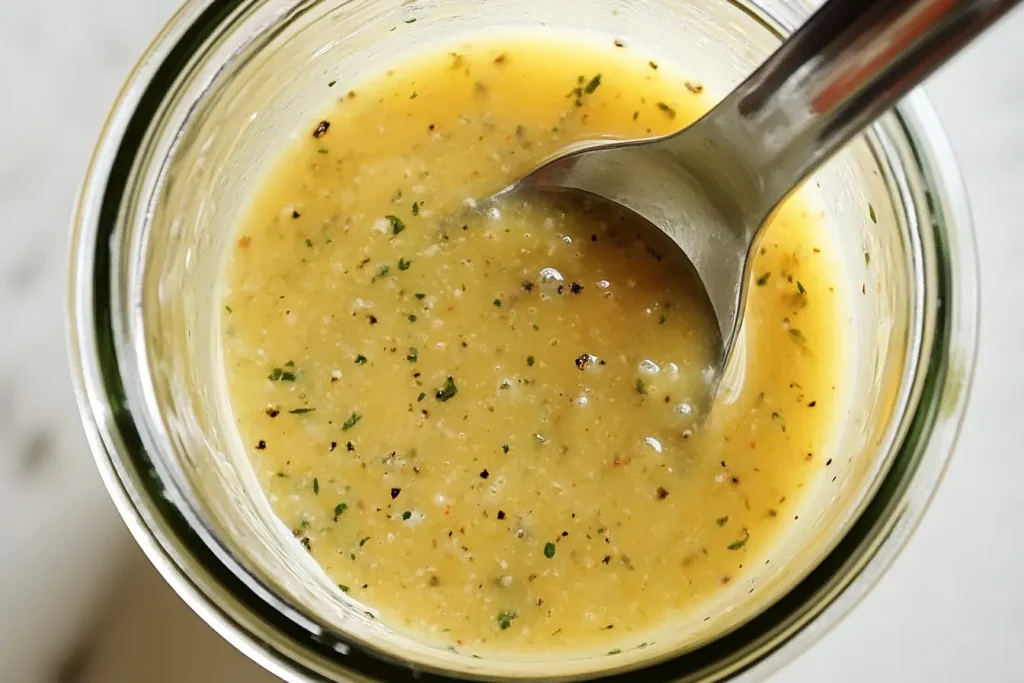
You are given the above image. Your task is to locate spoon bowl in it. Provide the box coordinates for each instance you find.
[491,0,1017,398]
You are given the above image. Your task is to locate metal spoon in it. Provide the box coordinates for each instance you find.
[496,0,1016,384]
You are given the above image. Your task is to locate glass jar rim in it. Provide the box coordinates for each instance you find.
[66,1,980,680]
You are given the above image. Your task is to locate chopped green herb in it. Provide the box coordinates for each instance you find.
[788,328,807,345]
[756,272,771,286]
[584,74,602,94]
[567,85,584,107]
[327,79,337,88]
[398,258,411,271]
[402,510,412,520]
[493,298,502,308]
[268,367,298,382]
[359,536,370,547]
[417,392,426,402]
[376,265,391,278]
[289,407,315,415]
[407,314,418,323]
[656,102,676,118]
[407,348,418,363]
[864,250,871,266]
[435,376,458,402]
[497,610,518,630]
[412,202,420,216]
[312,478,320,495]
[649,60,659,70]
[635,378,648,395]
[543,542,556,558]
[526,356,535,367]
[404,17,417,23]
[333,503,348,520]
[716,516,730,527]
[342,412,363,431]
[869,203,877,223]
[225,305,232,313]
[305,238,314,247]
[658,314,666,325]
[796,281,806,295]
[415,292,426,300]
[338,584,350,593]
[355,354,367,365]
[727,529,750,551]
[387,215,406,235]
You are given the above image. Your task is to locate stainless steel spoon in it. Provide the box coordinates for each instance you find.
[498,0,1016,378]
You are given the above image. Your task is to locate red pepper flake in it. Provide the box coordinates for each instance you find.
[656,486,669,500]
[237,236,252,248]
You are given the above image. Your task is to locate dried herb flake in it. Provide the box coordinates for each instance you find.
[435,376,458,402]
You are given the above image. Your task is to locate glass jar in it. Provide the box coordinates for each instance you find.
[67,0,978,680]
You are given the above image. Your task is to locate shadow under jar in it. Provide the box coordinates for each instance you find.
[68,0,978,681]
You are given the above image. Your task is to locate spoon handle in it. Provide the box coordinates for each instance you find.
[732,0,1020,201]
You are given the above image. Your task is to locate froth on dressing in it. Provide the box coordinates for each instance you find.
[221,32,844,656]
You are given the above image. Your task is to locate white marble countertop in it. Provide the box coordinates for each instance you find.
[1,1,1021,681]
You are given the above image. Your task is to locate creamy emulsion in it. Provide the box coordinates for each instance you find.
[220,33,843,655]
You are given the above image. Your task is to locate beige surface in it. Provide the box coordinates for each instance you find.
[70,547,278,683]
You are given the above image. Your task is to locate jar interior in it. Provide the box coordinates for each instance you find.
[130,0,919,677]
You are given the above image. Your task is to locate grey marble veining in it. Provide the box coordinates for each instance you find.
[0,3,178,681]
[0,1,1021,682]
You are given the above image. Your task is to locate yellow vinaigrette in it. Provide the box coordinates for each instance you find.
[221,33,843,654]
